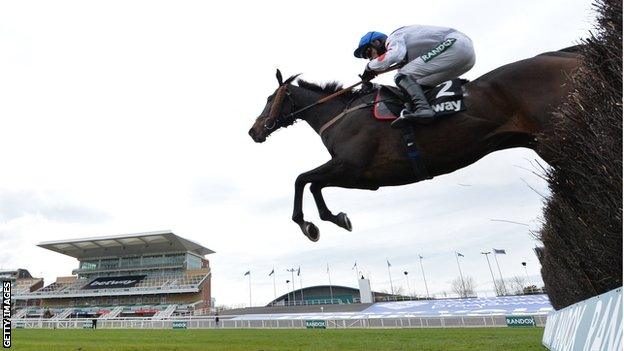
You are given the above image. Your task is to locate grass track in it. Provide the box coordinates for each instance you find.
[12,328,546,351]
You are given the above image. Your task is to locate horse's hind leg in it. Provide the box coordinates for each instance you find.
[309,183,352,232]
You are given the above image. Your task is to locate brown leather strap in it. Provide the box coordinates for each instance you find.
[319,103,370,137]
[268,85,287,119]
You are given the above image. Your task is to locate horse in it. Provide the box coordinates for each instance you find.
[249,49,581,242]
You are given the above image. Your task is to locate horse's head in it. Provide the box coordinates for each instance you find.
[249,69,301,143]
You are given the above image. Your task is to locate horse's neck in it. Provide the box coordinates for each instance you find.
[293,87,347,134]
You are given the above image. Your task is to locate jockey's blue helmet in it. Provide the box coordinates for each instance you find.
[353,31,388,58]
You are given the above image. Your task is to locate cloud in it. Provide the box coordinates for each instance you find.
[191,178,241,204]
[0,189,110,223]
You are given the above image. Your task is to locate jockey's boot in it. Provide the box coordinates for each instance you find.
[391,75,435,128]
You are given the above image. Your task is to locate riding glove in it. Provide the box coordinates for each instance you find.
[360,66,377,82]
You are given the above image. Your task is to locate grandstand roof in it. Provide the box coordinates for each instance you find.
[0,268,34,279]
[37,230,215,259]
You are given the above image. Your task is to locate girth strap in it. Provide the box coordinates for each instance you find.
[402,126,433,181]
[319,103,370,137]
[318,102,431,181]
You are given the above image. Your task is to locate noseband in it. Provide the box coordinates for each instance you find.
[264,84,296,131]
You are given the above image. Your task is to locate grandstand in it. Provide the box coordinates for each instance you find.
[14,230,215,319]
[0,269,44,312]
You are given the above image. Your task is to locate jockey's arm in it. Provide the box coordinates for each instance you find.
[367,38,407,72]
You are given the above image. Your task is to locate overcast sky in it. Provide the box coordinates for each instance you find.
[0,0,595,307]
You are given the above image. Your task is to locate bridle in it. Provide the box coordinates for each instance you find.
[263,78,362,132]
[263,65,402,131]
[264,84,297,131]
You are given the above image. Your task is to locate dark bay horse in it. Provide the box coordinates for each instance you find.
[249,49,581,241]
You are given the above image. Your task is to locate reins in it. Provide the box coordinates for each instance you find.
[276,80,363,124]
[270,65,402,131]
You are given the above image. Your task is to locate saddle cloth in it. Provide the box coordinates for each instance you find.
[373,78,468,120]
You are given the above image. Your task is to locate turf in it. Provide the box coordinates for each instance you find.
[12,328,546,351]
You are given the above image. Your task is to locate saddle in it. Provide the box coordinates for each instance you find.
[373,78,468,121]
[367,78,468,182]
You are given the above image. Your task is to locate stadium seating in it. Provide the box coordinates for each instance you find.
[26,271,208,297]
[14,278,43,294]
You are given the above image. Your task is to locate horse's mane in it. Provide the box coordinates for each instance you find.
[296,79,360,100]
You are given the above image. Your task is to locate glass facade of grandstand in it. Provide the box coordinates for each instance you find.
[76,253,204,276]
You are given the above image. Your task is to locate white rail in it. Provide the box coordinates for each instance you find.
[13,308,29,319]
[152,305,177,320]
[51,308,73,319]
[100,306,125,319]
[11,315,548,329]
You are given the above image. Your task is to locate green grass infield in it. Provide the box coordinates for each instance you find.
[11,327,546,351]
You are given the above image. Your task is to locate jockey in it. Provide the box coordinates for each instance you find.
[354,25,475,127]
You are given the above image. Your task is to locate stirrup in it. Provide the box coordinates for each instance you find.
[399,109,410,119]
[390,110,411,128]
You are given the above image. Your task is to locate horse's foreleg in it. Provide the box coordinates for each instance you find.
[310,183,352,232]
[292,174,320,242]
[292,159,347,242]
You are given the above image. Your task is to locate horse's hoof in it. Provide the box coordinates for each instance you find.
[337,212,352,232]
[304,222,320,242]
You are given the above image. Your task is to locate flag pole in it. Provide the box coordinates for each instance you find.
[418,255,430,298]
[271,268,276,303]
[386,258,394,296]
[522,262,531,287]
[455,253,466,297]
[286,268,296,305]
[248,272,252,307]
[403,271,411,297]
[327,263,334,302]
[285,279,291,304]
[481,252,498,296]
[492,250,507,294]
[298,267,304,303]
[353,261,359,282]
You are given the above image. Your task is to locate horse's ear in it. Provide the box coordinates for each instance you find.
[284,73,302,85]
[276,69,283,86]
